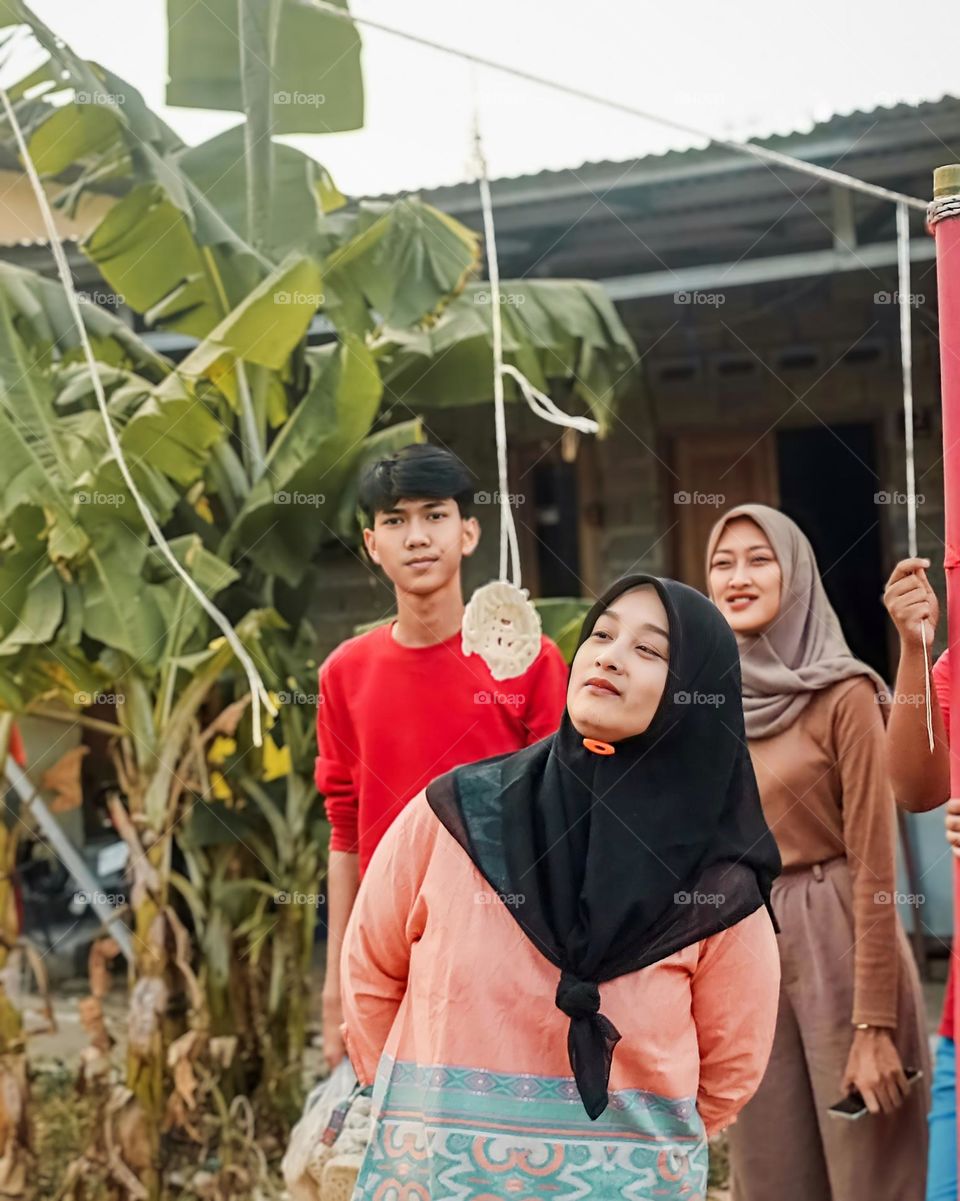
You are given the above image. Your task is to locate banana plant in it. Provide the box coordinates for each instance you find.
[0,2,639,1195]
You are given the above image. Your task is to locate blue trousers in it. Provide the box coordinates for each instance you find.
[928,1036,958,1201]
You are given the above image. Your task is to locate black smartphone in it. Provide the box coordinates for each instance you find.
[828,1069,923,1120]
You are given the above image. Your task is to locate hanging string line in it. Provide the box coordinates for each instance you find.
[309,0,927,212]
[0,87,277,747]
[473,127,520,587]
[472,118,600,589]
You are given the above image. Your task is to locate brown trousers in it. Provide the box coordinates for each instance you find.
[729,857,931,1201]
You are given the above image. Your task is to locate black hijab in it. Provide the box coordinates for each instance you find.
[426,575,781,1120]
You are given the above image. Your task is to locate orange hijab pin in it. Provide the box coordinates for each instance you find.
[582,738,616,756]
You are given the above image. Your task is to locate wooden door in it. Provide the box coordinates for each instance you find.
[671,431,779,588]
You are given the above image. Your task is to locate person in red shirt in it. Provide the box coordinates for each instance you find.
[883,556,953,1201]
[316,443,568,1067]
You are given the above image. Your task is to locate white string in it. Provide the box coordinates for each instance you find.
[927,196,960,229]
[500,364,599,435]
[308,0,927,213]
[896,201,934,752]
[473,127,517,587]
[471,120,600,588]
[0,87,276,747]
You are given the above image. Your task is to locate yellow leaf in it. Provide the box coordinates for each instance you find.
[208,735,236,766]
[193,496,214,524]
[210,769,233,801]
[261,734,291,782]
[264,690,282,731]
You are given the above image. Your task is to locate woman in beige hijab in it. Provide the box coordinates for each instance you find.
[706,504,929,1201]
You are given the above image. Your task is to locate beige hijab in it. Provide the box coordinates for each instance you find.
[705,503,887,740]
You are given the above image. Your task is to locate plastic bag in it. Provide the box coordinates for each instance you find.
[282,1059,359,1201]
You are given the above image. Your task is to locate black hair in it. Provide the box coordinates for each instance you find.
[357,443,477,524]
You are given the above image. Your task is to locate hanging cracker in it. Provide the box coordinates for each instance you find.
[462,580,543,680]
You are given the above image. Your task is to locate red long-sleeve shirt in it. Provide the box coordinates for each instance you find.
[315,621,568,876]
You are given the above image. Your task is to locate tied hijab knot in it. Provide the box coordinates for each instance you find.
[555,970,601,1018]
[556,970,622,1120]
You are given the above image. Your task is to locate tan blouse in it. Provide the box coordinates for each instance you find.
[746,676,897,1028]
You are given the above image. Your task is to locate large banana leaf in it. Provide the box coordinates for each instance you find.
[80,524,244,667]
[376,280,638,435]
[322,199,480,333]
[0,261,167,376]
[0,11,265,331]
[180,125,346,261]
[166,0,363,135]
[0,264,222,530]
[225,336,383,583]
[0,10,211,225]
[157,254,322,416]
[81,184,233,339]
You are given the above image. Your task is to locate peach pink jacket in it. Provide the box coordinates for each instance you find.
[341,790,780,1200]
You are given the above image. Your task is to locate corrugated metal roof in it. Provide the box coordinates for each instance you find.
[370,94,960,208]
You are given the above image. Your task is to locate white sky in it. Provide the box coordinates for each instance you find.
[12,0,960,197]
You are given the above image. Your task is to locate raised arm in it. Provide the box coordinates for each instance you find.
[882,557,949,812]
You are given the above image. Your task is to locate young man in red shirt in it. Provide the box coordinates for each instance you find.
[316,443,568,1066]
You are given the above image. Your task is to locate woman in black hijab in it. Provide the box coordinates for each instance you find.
[339,576,782,1200]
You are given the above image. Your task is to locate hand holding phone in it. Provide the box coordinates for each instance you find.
[829,1069,923,1120]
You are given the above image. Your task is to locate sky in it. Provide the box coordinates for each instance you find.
[8,1,960,198]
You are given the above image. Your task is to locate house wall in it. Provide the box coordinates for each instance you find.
[589,268,945,651]
[307,266,947,674]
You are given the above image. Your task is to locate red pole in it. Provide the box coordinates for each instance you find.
[932,163,960,1187]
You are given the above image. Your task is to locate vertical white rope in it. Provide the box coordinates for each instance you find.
[0,87,276,746]
[897,201,933,751]
[473,124,521,588]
